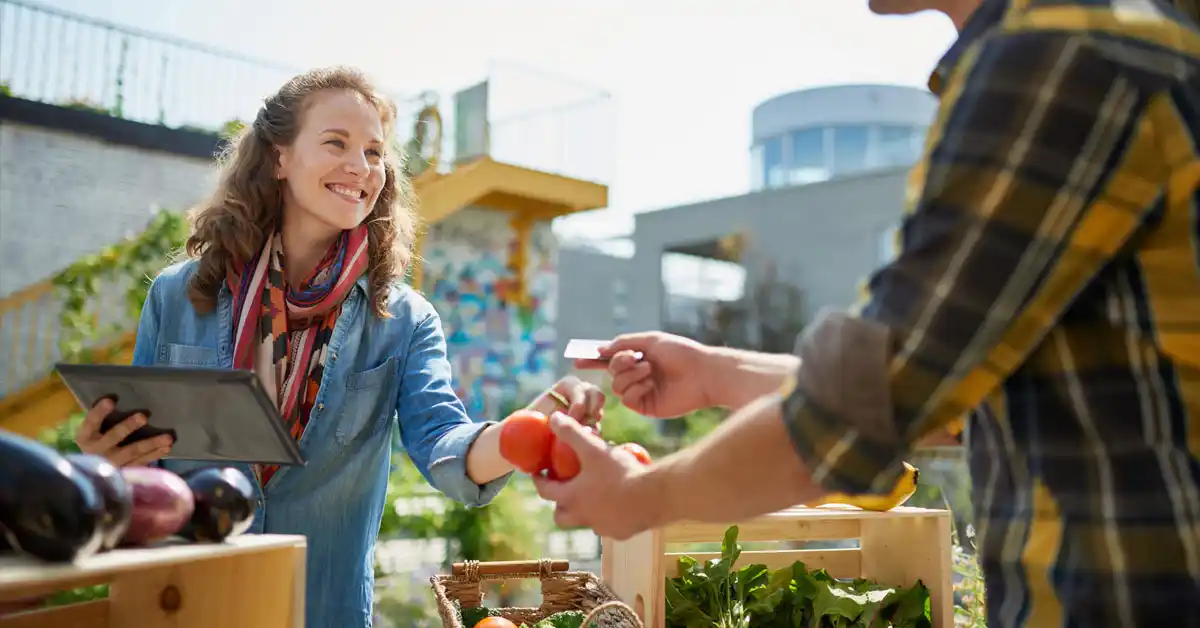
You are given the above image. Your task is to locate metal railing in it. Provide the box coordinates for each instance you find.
[0,0,302,130]
[0,0,617,182]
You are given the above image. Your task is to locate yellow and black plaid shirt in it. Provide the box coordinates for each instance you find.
[782,0,1200,625]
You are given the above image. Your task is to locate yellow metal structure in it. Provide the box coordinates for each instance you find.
[0,156,607,438]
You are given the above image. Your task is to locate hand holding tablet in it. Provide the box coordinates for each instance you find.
[74,396,177,467]
[55,364,305,466]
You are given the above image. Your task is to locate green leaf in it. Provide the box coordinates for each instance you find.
[882,581,932,627]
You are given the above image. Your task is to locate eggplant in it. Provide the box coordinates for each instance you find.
[119,467,194,546]
[65,453,134,551]
[179,467,257,543]
[0,431,106,562]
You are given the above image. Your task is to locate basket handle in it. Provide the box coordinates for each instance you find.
[450,559,570,580]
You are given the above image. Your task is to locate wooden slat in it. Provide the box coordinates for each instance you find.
[0,599,109,628]
[665,516,860,544]
[663,548,862,580]
[0,535,306,599]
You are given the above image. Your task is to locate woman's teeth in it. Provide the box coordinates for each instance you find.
[327,184,364,201]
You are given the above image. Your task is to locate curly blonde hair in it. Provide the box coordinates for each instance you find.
[185,66,417,319]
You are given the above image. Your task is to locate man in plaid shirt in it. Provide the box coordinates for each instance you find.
[536,0,1200,624]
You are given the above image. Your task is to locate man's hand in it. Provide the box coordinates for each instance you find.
[527,375,606,427]
[574,332,716,418]
[532,413,663,540]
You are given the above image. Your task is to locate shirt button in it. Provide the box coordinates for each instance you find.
[317,403,325,411]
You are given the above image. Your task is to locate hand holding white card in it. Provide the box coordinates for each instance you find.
[564,339,608,360]
[564,339,642,361]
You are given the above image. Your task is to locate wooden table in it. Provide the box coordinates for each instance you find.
[0,534,307,628]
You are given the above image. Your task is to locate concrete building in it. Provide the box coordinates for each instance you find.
[556,84,937,375]
[751,84,937,190]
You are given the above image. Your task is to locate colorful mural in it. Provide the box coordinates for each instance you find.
[421,208,559,421]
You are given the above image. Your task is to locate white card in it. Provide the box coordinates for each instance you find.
[564,339,609,360]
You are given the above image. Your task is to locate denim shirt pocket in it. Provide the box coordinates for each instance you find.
[333,357,398,445]
[156,343,221,368]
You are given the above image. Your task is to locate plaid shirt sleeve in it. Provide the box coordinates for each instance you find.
[781,28,1170,495]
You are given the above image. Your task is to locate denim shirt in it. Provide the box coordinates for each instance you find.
[133,260,512,628]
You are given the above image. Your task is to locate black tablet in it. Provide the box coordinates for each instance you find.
[54,363,305,466]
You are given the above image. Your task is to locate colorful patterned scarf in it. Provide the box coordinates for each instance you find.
[226,225,369,485]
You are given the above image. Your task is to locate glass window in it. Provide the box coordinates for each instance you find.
[750,143,765,191]
[761,136,787,188]
[876,125,923,167]
[831,125,870,174]
[789,128,825,168]
[788,127,829,185]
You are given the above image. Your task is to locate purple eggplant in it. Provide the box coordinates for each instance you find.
[0,431,105,562]
[65,453,133,551]
[179,467,257,543]
[120,467,194,546]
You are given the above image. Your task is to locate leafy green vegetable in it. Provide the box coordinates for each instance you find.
[458,604,501,626]
[664,526,933,627]
[515,609,586,628]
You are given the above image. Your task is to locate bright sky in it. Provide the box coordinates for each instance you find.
[29,0,958,241]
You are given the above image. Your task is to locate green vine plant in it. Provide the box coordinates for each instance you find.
[34,209,186,609]
[53,209,189,364]
[220,118,247,139]
[58,98,115,116]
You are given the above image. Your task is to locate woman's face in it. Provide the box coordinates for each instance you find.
[276,89,387,235]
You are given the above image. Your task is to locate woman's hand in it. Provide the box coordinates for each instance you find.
[75,398,174,467]
[527,375,606,427]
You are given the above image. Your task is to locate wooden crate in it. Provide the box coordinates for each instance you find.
[0,534,306,628]
[602,506,953,628]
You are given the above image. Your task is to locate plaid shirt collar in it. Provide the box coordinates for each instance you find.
[928,0,1010,95]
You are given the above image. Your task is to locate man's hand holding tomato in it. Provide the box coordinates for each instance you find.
[530,413,662,540]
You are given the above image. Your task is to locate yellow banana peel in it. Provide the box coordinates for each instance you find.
[801,462,920,512]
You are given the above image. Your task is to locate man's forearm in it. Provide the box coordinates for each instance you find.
[704,347,800,409]
[636,393,823,528]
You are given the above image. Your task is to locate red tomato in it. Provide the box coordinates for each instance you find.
[498,410,553,474]
[547,437,582,481]
[616,442,653,465]
[474,618,517,628]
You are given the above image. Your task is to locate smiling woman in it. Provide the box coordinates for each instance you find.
[69,66,607,628]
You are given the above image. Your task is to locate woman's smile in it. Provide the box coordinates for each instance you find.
[326,182,366,203]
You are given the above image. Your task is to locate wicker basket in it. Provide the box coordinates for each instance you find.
[431,559,643,628]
